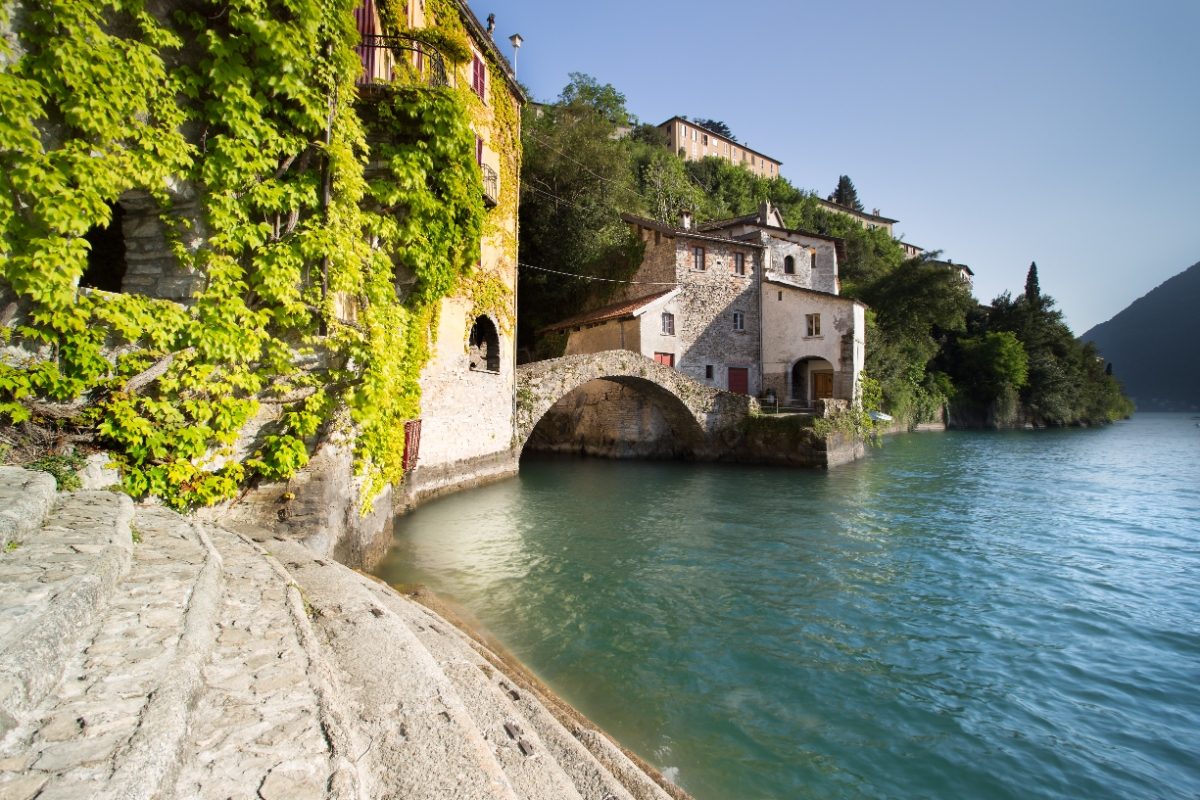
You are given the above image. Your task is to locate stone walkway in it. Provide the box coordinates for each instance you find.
[0,467,686,800]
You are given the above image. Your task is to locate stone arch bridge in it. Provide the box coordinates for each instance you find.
[515,350,755,454]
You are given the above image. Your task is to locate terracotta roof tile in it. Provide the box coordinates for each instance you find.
[539,290,675,333]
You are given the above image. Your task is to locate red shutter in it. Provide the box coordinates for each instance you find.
[475,135,483,166]
[654,352,675,367]
[402,420,421,471]
[472,55,485,98]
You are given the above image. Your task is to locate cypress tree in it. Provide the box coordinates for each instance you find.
[1024,262,1041,304]
[830,175,864,211]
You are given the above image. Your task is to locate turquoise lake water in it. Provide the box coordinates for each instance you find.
[374,413,1200,799]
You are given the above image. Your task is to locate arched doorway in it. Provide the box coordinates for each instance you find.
[468,315,500,372]
[790,357,835,407]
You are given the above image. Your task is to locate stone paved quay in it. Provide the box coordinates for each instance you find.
[0,466,685,800]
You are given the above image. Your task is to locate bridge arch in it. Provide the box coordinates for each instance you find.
[515,351,753,454]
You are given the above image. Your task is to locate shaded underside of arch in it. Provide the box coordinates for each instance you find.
[522,376,706,460]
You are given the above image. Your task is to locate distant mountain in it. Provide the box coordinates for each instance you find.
[1081,261,1200,411]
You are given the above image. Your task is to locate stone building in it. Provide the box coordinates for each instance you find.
[657,116,781,178]
[545,204,865,407]
[66,0,525,516]
[355,0,526,497]
[702,202,866,405]
[814,197,899,236]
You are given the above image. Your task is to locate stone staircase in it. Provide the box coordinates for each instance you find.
[0,467,684,800]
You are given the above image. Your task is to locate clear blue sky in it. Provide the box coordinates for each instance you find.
[476,0,1200,334]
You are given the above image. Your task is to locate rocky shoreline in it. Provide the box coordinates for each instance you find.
[0,465,689,800]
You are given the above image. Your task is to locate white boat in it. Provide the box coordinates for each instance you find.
[868,410,893,422]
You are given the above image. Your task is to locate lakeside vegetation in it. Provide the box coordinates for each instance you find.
[519,74,1132,427]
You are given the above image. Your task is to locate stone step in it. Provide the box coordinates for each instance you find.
[0,467,57,549]
[370,590,600,800]
[270,540,521,800]
[387,595,674,800]
[169,526,361,800]
[0,489,134,742]
[0,504,217,800]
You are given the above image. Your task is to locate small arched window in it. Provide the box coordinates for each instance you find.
[783,255,795,274]
[468,315,500,373]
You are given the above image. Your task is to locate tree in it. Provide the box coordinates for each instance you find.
[558,72,632,127]
[829,175,864,212]
[1024,261,1041,305]
[693,118,736,142]
[518,75,641,351]
[956,331,1029,400]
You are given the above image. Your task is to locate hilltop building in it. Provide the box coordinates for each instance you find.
[926,259,975,287]
[658,116,781,179]
[815,197,898,235]
[545,203,865,408]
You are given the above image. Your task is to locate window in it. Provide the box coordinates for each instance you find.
[654,352,675,367]
[661,312,675,335]
[784,255,795,274]
[806,313,821,337]
[702,134,709,145]
[778,291,783,301]
[732,252,746,276]
[810,250,817,270]
[471,52,486,99]
[705,365,714,379]
[475,135,483,166]
[733,311,745,331]
[692,246,706,271]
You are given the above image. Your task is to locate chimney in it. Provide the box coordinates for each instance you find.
[680,210,693,230]
[758,199,771,224]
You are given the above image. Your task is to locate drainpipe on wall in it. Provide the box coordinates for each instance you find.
[756,245,765,398]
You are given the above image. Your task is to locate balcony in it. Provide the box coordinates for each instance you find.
[355,34,453,91]
[481,163,499,208]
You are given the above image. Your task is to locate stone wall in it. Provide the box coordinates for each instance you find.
[117,189,207,302]
[417,298,515,470]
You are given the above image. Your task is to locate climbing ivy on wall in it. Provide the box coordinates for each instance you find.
[0,0,515,509]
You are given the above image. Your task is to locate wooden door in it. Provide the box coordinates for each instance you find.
[728,367,749,395]
[813,372,833,400]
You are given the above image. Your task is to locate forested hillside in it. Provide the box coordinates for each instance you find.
[518,75,1131,427]
[1081,261,1200,411]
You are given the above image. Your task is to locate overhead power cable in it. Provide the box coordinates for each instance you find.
[520,261,681,286]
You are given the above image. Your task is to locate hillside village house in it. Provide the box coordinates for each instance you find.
[354,0,524,484]
[545,203,865,408]
[815,197,899,235]
[658,116,782,179]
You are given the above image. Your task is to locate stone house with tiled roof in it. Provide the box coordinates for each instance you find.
[544,204,866,407]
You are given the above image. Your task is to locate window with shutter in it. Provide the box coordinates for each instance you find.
[471,53,486,99]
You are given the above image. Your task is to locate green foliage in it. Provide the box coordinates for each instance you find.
[955,331,1029,400]
[944,281,1133,425]
[0,0,506,509]
[27,450,87,491]
[830,175,864,212]
[517,75,642,346]
[692,118,736,142]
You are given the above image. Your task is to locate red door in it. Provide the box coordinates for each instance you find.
[654,352,675,367]
[728,367,749,395]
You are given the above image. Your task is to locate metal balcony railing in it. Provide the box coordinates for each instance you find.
[481,163,499,207]
[355,34,452,90]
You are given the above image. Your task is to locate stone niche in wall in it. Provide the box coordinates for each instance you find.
[81,188,207,303]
